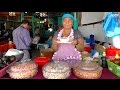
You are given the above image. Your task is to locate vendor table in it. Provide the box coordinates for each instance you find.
[2,67,119,79]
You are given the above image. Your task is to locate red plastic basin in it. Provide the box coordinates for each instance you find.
[105,46,120,58]
[84,46,91,53]
[34,57,50,67]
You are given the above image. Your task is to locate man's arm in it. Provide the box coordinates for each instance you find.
[24,30,32,47]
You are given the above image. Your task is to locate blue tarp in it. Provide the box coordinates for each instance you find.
[103,12,120,38]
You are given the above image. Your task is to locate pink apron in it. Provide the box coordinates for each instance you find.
[52,29,82,67]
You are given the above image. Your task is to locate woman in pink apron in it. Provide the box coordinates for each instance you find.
[52,14,84,67]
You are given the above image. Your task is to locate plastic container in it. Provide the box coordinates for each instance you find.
[84,46,91,53]
[0,60,16,78]
[105,46,120,59]
[0,44,8,53]
[73,60,103,79]
[3,44,8,52]
[40,48,54,59]
[42,61,71,79]
[34,57,50,67]
[7,61,38,79]
[81,51,90,59]
[8,43,16,49]
[107,59,120,77]
[111,35,120,49]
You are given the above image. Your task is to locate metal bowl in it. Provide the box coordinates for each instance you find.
[14,53,24,61]
[4,49,24,61]
[5,52,24,61]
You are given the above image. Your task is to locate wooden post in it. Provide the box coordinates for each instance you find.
[58,16,62,26]
[39,17,41,35]
[20,12,24,22]
[73,12,78,30]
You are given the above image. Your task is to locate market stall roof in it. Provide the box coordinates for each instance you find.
[48,12,65,17]
[0,12,20,17]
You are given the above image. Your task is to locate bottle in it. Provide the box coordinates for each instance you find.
[89,34,95,49]
[98,52,102,65]
[101,52,108,68]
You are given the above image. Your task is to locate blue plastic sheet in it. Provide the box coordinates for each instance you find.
[103,12,120,38]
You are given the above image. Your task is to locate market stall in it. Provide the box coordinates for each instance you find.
[0,46,119,79]
[0,12,120,79]
[0,38,119,79]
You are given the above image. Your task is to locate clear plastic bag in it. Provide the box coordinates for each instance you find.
[103,12,120,38]
[111,35,120,49]
[7,61,38,79]
[42,61,71,79]
[73,60,103,79]
[74,60,99,70]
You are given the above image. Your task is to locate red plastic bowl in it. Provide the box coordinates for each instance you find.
[84,46,91,53]
[34,57,50,67]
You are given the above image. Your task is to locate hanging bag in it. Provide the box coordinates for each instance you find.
[103,12,120,38]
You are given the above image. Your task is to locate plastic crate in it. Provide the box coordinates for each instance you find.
[107,59,120,77]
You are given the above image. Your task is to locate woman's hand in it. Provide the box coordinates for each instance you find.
[52,38,59,46]
[52,38,59,51]
[71,39,78,46]
[76,38,85,52]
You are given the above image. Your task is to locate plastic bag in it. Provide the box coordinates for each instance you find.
[5,49,23,56]
[103,12,120,38]
[111,35,120,49]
